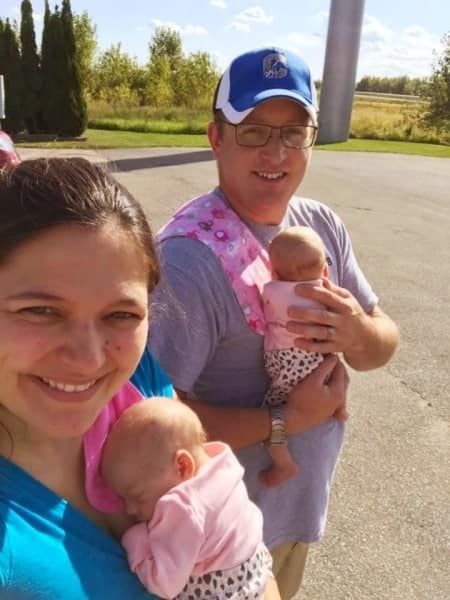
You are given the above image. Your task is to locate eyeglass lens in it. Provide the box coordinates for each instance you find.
[235,124,316,148]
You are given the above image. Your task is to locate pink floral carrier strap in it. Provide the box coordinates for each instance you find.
[158,192,271,335]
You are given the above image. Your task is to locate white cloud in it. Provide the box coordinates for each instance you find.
[358,15,440,77]
[235,5,273,25]
[228,5,273,33]
[210,0,227,8]
[150,19,207,37]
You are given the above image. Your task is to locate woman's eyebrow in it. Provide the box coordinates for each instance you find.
[5,291,63,302]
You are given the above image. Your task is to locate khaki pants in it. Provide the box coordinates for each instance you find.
[271,541,309,600]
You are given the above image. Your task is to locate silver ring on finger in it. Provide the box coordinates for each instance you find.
[326,325,334,341]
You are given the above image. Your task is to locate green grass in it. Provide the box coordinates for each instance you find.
[318,138,450,158]
[88,118,207,135]
[16,128,210,149]
[15,128,450,157]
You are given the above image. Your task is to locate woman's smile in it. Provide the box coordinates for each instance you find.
[29,373,106,403]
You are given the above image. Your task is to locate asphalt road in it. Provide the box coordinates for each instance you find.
[20,147,450,600]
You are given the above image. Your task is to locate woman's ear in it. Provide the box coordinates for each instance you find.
[174,449,196,480]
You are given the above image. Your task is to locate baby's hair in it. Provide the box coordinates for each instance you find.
[269,226,327,282]
[102,398,206,479]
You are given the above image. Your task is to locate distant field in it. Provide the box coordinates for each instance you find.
[349,97,447,145]
[15,95,449,155]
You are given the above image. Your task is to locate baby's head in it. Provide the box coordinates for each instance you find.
[101,398,207,521]
[269,226,328,282]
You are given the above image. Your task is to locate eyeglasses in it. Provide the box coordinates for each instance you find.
[218,120,318,149]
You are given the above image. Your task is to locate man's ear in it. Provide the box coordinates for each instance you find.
[208,121,221,157]
[174,449,196,480]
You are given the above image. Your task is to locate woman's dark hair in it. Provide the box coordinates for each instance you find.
[0,157,160,290]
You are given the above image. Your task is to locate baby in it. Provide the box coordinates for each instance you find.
[101,398,273,600]
[261,226,347,487]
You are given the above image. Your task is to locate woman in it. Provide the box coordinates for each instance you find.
[0,158,280,599]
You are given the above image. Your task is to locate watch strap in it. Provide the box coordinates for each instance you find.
[266,405,287,447]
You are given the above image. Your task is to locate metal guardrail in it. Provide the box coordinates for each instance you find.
[354,91,423,102]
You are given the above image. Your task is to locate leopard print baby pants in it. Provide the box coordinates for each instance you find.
[174,542,272,600]
[264,347,324,406]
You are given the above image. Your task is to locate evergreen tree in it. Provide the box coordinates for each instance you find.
[0,19,25,133]
[20,0,42,133]
[40,2,63,133]
[59,0,87,136]
[40,1,87,136]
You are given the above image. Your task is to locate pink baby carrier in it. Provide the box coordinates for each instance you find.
[158,192,272,335]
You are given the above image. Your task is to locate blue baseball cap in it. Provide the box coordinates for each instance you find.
[215,47,318,125]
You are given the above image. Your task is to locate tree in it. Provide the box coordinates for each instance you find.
[73,11,97,95]
[146,54,174,107]
[149,26,182,67]
[59,0,87,136]
[91,44,146,105]
[422,32,450,130]
[146,27,219,109]
[0,19,25,133]
[175,52,219,109]
[20,0,42,132]
[40,2,64,133]
[147,27,183,105]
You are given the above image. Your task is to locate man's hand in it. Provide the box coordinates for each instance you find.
[283,355,349,435]
[286,279,399,370]
[286,278,367,354]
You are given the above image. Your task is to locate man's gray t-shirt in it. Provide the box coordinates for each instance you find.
[149,193,378,547]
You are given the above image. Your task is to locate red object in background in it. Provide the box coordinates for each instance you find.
[0,131,21,168]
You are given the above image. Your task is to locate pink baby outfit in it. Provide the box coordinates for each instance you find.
[158,192,271,335]
[122,442,271,599]
[262,279,325,405]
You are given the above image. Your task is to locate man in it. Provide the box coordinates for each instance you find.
[149,47,399,599]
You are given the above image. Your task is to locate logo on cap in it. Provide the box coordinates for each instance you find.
[263,52,288,79]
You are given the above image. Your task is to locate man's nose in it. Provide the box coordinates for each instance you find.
[261,128,288,162]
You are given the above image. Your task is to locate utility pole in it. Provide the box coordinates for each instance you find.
[317,0,366,144]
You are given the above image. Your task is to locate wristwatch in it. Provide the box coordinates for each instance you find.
[265,406,288,447]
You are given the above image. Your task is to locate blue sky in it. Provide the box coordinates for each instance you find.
[3,0,448,80]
